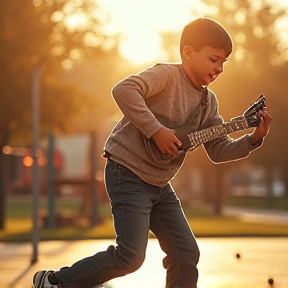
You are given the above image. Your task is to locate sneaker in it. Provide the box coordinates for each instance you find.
[33,270,104,288]
[32,270,59,288]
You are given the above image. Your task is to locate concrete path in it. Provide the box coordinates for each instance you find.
[223,206,288,224]
[1,237,288,288]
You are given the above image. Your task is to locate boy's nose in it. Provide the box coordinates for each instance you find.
[216,65,223,74]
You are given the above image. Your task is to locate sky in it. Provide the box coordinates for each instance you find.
[98,0,202,63]
[98,0,288,64]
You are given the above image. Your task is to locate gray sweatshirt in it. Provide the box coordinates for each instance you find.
[104,63,261,187]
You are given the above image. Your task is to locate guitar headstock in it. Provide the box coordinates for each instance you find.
[230,116,250,131]
[243,95,266,127]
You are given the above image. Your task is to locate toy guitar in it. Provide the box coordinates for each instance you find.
[144,95,266,164]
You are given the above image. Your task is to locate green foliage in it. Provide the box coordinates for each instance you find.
[200,0,287,67]
[161,0,288,176]
[0,0,117,146]
[200,0,288,171]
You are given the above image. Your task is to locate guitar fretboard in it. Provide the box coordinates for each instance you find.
[187,116,249,150]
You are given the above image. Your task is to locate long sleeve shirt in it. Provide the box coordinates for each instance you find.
[103,63,262,187]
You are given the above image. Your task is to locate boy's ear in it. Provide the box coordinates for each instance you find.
[183,46,193,60]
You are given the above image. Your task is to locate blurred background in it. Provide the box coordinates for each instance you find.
[1,0,288,234]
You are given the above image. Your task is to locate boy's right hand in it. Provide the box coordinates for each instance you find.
[152,127,182,158]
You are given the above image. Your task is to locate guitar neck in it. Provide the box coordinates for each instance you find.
[187,116,249,150]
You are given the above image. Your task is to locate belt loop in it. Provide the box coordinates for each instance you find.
[101,150,112,159]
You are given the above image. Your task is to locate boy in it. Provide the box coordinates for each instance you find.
[33,17,272,288]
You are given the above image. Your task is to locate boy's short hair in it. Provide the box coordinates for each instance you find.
[180,17,233,57]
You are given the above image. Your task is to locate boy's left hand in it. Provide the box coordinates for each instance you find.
[250,107,272,143]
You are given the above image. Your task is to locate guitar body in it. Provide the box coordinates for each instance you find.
[142,125,196,164]
[143,95,266,165]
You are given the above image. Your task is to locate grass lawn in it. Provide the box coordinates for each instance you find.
[224,195,288,211]
[1,196,288,242]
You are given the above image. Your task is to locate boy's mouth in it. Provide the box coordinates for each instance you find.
[209,74,218,82]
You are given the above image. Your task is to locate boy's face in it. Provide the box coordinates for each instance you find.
[182,46,228,89]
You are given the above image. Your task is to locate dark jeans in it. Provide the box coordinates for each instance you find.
[55,159,200,288]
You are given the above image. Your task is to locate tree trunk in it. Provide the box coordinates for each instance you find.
[213,164,224,215]
[0,128,10,230]
[0,152,6,230]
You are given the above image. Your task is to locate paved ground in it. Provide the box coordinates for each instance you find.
[223,206,288,224]
[1,207,288,288]
[1,237,288,288]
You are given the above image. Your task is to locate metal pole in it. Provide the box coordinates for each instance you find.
[47,130,55,228]
[90,131,98,227]
[31,65,43,264]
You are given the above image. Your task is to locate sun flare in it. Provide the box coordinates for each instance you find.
[99,0,199,64]
[98,0,288,64]
[119,33,162,64]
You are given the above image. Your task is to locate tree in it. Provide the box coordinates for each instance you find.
[198,0,288,165]
[0,0,118,229]
[0,0,118,145]
[201,0,288,210]
[160,0,288,211]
